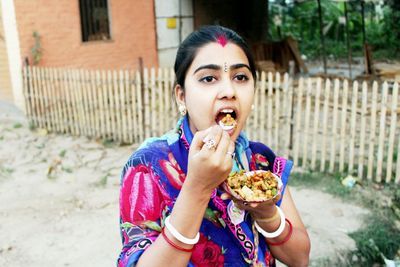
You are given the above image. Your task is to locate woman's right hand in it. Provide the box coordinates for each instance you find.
[185,125,235,195]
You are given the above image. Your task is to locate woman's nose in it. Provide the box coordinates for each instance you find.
[218,80,236,99]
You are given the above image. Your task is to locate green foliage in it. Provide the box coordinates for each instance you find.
[267,1,400,60]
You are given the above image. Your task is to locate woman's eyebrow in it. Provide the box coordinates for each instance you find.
[230,63,251,72]
[193,64,220,74]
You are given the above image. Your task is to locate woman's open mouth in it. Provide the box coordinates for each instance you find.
[216,109,237,131]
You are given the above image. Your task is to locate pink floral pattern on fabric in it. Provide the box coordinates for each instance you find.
[120,164,170,225]
[191,233,225,267]
[159,152,186,189]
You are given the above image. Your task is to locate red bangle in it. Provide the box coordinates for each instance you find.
[161,228,194,252]
[266,218,293,246]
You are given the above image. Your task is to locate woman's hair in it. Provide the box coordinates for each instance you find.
[174,25,257,89]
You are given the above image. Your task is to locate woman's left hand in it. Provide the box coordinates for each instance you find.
[220,192,281,219]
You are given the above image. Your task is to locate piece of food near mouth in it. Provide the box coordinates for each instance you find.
[217,110,237,131]
[225,170,281,202]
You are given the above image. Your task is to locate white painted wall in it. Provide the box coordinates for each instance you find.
[155,0,194,67]
[1,0,24,112]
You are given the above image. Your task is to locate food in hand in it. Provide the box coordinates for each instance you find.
[225,170,281,202]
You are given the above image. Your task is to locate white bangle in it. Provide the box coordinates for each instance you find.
[164,215,200,245]
[254,206,286,238]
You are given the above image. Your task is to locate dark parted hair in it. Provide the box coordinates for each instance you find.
[174,25,257,89]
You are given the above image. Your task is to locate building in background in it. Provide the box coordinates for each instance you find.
[1,0,271,110]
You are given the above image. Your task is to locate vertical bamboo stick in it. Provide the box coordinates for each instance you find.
[136,70,144,142]
[376,82,388,182]
[302,78,312,168]
[58,68,68,134]
[357,82,368,180]
[22,67,33,125]
[63,69,73,134]
[282,73,291,158]
[267,72,273,145]
[385,82,398,183]
[96,71,105,138]
[76,69,86,136]
[89,70,99,138]
[339,79,349,172]
[107,70,116,140]
[396,132,400,184]
[367,82,378,180]
[170,69,177,127]
[143,68,150,139]
[34,67,45,129]
[51,68,61,133]
[157,68,164,135]
[46,67,57,132]
[329,79,340,172]
[68,69,78,135]
[310,78,321,169]
[150,68,156,137]
[130,70,138,143]
[320,79,332,172]
[85,70,95,137]
[293,78,304,167]
[163,68,171,132]
[27,66,37,127]
[113,70,122,142]
[258,72,266,142]
[38,67,48,129]
[102,71,111,138]
[125,70,133,143]
[348,81,359,173]
[119,70,128,143]
[274,72,281,150]
[81,69,90,136]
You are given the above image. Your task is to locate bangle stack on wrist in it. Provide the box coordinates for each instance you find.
[161,215,200,253]
[254,206,286,238]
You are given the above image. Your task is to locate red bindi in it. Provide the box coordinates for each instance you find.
[216,35,228,47]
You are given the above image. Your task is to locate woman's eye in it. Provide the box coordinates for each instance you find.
[234,74,249,82]
[199,76,216,83]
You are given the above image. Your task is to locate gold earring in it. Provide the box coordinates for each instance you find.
[178,104,187,116]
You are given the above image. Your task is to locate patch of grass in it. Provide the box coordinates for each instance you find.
[13,123,22,129]
[291,171,400,266]
[348,214,400,265]
[59,149,67,158]
[290,171,353,200]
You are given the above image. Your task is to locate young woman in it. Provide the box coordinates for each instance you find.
[118,25,310,267]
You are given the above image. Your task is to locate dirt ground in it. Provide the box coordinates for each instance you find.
[0,101,370,266]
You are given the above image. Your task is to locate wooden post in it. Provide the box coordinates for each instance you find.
[293,77,304,167]
[274,72,281,150]
[339,79,349,172]
[375,82,388,182]
[348,81,359,173]
[311,78,322,169]
[320,79,331,172]
[302,78,312,168]
[357,82,368,180]
[367,82,378,180]
[329,79,340,173]
[386,82,398,183]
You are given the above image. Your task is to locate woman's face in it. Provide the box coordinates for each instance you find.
[177,42,255,141]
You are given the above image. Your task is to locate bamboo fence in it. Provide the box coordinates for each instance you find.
[22,66,400,183]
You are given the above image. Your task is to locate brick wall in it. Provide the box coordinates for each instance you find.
[14,0,158,70]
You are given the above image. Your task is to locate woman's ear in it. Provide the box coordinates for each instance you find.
[174,84,185,106]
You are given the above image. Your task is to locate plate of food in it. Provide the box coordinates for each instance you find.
[222,170,283,203]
